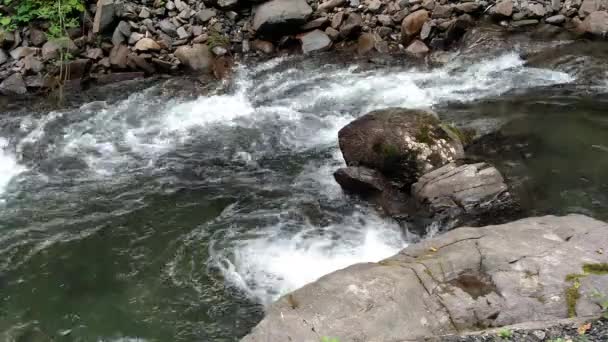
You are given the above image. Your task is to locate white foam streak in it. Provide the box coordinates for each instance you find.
[0,138,26,197]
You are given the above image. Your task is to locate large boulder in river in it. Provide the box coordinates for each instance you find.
[174,44,212,72]
[242,214,608,342]
[413,162,518,229]
[253,0,313,39]
[338,108,464,186]
[401,10,429,44]
[582,11,608,36]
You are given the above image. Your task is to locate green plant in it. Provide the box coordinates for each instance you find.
[0,0,84,37]
[207,30,230,50]
[320,337,340,342]
[497,328,513,339]
[591,289,608,319]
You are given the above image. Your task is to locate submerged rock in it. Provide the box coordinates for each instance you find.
[338,108,464,186]
[242,214,608,342]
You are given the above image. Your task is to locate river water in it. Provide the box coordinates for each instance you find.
[1,43,607,341]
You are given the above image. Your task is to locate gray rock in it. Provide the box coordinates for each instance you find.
[93,0,121,33]
[253,0,313,38]
[298,29,332,53]
[139,7,151,19]
[128,32,144,45]
[527,3,547,17]
[0,49,7,65]
[511,19,540,26]
[582,10,608,35]
[212,45,228,56]
[109,44,129,69]
[338,108,463,185]
[197,9,217,23]
[174,44,212,71]
[134,38,161,51]
[401,9,429,44]
[174,0,188,11]
[406,39,429,55]
[546,14,567,24]
[84,47,104,60]
[41,38,78,60]
[334,166,391,195]
[552,0,562,10]
[24,75,48,88]
[318,0,346,12]
[301,17,329,30]
[0,73,27,95]
[377,14,394,26]
[242,214,608,342]
[420,21,433,39]
[29,28,47,47]
[579,0,600,17]
[218,0,239,8]
[423,0,436,10]
[339,13,363,38]
[178,9,193,20]
[9,47,37,60]
[117,21,131,36]
[176,26,191,39]
[432,4,453,18]
[159,19,178,37]
[392,8,410,23]
[367,0,383,12]
[325,26,341,40]
[332,11,345,29]
[492,0,514,17]
[165,0,176,10]
[23,55,43,73]
[412,162,516,228]
[454,2,481,13]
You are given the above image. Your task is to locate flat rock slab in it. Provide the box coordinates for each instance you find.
[242,215,608,342]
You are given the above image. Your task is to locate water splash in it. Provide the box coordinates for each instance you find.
[0,137,26,198]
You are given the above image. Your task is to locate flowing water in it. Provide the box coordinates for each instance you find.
[0,45,607,341]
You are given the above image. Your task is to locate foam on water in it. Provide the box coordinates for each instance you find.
[0,137,26,197]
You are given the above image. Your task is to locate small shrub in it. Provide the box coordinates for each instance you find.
[0,0,84,37]
[497,328,513,339]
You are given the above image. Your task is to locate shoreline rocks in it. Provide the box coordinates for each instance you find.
[242,214,608,342]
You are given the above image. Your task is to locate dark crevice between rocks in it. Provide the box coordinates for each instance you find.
[448,271,498,300]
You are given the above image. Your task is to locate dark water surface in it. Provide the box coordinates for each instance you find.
[0,48,607,341]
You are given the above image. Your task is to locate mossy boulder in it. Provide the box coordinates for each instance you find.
[338,108,464,186]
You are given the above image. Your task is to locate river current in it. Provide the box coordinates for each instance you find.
[1,46,607,341]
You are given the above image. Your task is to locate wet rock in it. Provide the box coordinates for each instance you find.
[546,14,567,24]
[492,0,514,17]
[93,0,120,33]
[412,162,517,228]
[325,27,341,40]
[41,38,78,60]
[10,47,37,60]
[252,40,275,54]
[94,72,145,85]
[253,0,313,38]
[128,54,155,74]
[339,13,363,38]
[444,17,471,46]
[338,108,464,186]
[512,19,540,27]
[242,214,608,342]
[298,29,332,53]
[0,49,7,65]
[0,73,27,95]
[29,28,47,47]
[334,166,392,196]
[301,17,329,30]
[406,39,429,55]
[109,44,129,69]
[357,32,376,54]
[401,9,429,44]
[318,0,346,12]
[134,38,161,51]
[582,10,608,35]
[174,44,212,71]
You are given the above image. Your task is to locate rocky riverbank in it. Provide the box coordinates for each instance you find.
[1,0,608,97]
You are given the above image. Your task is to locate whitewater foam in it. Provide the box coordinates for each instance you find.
[0,138,26,197]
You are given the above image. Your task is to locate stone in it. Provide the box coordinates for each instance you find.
[423,0,435,10]
[318,0,346,12]
[139,7,151,19]
[325,27,341,40]
[61,59,91,80]
[93,0,120,33]
[94,72,144,85]
[128,54,155,73]
[376,26,393,38]
[117,21,131,37]
[297,29,332,53]
[338,108,464,185]
[192,26,204,37]
[582,10,608,35]
[112,25,127,46]
[492,0,514,17]
[218,0,239,8]
[332,12,345,29]
[334,166,392,196]
[579,0,600,17]
[134,38,161,51]
[252,39,275,54]
[176,26,191,39]
[29,28,47,47]
[392,8,410,23]
[174,0,188,11]
[511,19,540,26]
[412,162,517,228]
[128,32,144,45]
[159,19,178,37]
[406,39,429,55]
[454,2,481,13]
[193,34,209,44]
[301,17,329,30]
[253,0,313,38]
[420,20,433,39]
[444,17,471,46]
[197,9,217,23]
[512,12,526,20]
[367,0,383,12]
[212,46,228,56]
[23,55,43,74]
[377,14,394,26]
[166,0,176,10]
[109,44,129,69]
[174,44,212,71]
[0,49,7,65]
[401,9,429,44]
[242,215,608,342]
[546,14,567,24]
[357,32,376,54]
[432,4,453,18]
[527,3,547,17]
[84,47,104,60]
[24,75,49,88]
[178,9,193,20]
[0,73,27,95]
[339,13,363,38]
[41,38,78,60]
[9,47,37,60]
[552,0,562,11]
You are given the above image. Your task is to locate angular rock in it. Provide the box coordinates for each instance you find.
[128,32,144,45]
[139,7,151,19]
[527,3,547,17]
[23,55,43,74]
[367,0,383,12]
[432,4,453,18]
[301,17,329,30]
[339,13,363,38]
[41,38,78,60]
[134,38,161,51]
[29,28,47,47]
[579,0,600,17]
[242,215,608,342]
[84,47,104,60]
[412,162,517,228]
[128,54,155,74]
[212,46,228,56]
[406,39,429,55]
[334,166,391,196]
[357,32,376,54]
[492,0,514,17]
[218,0,239,8]
[197,9,217,23]
[9,47,37,60]
[325,27,341,40]
[109,44,129,69]
[423,0,436,10]
[177,26,191,39]
[454,2,481,13]
[332,11,345,29]
[377,14,394,26]
[159,19,178,37]
[61,59,91,80]
[420,21,433,39]
[401,10,429,44]
[297,29,332,53]
[174,44,212,71]
[338,108,464,185]
[318,0,346,12]
[546,14,567,24]
[512,19,540,27]
[253,0,313,38]
[582,10,608,35]
[0,49,7,65]
[0,73,27,95]
[93,0,120,33]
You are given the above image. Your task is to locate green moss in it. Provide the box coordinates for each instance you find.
[208,30,230,50]
[582,263,608,275]
[415,124,435,145]
[565,283,580,318]
[565,273,585,282]
[439,123,475,146]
